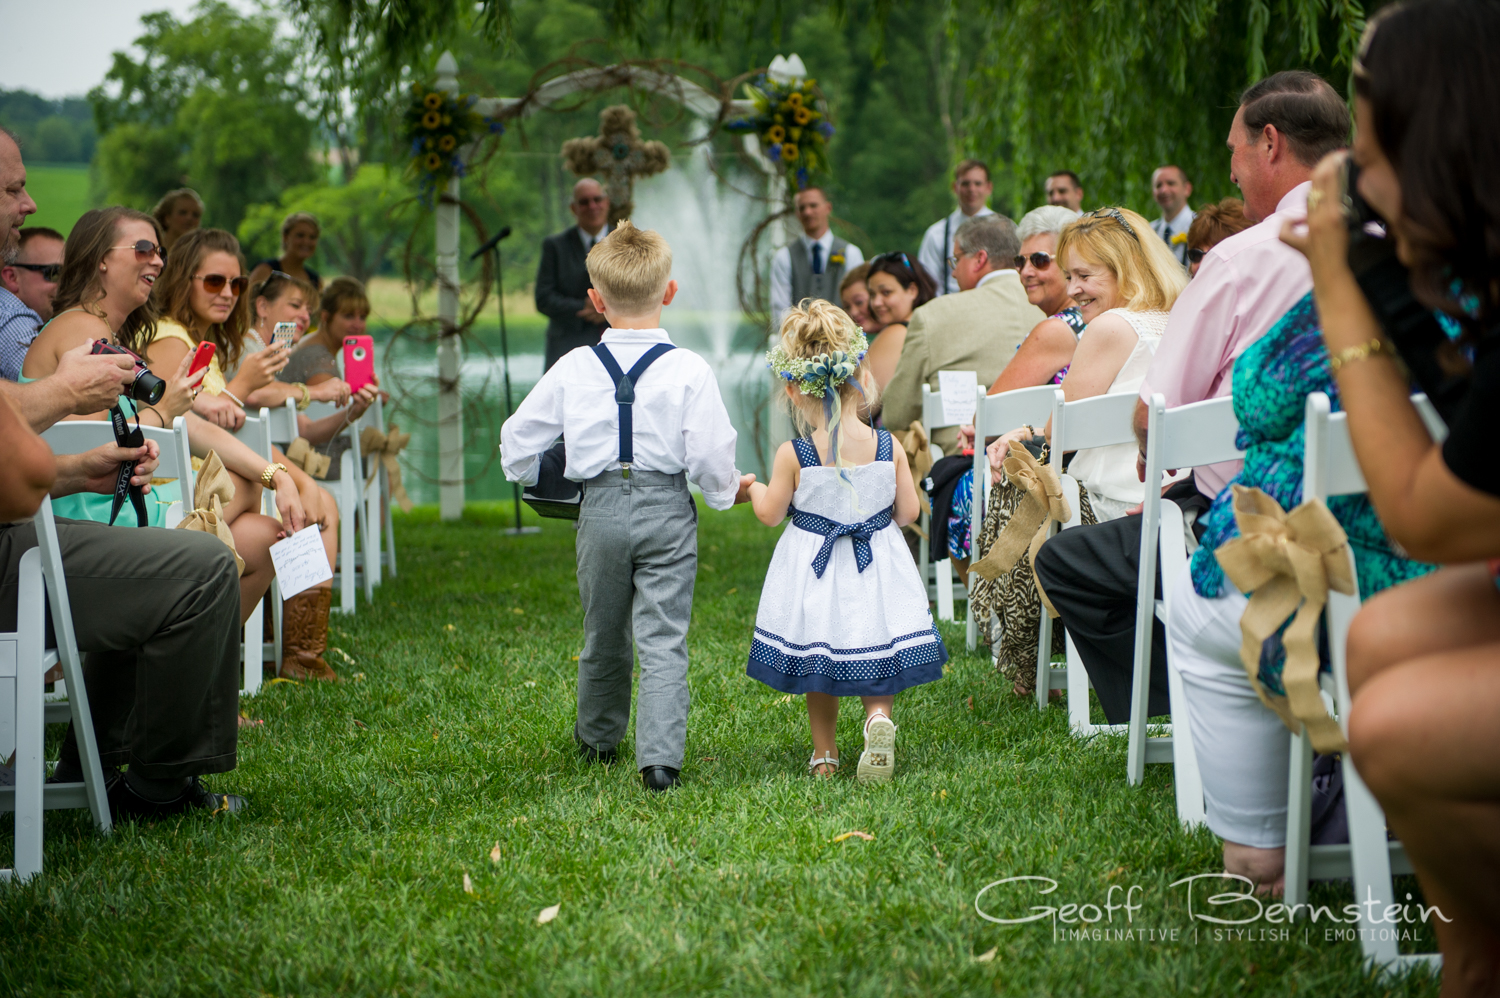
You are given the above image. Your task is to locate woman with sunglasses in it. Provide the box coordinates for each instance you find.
[863,252,937,391]
[23,209,305,630]
[1184,198,1253,278]
[247,211,323,294]
[987,205,1089,393]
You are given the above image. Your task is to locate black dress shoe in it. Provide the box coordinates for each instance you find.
[577,742,617,765]
[640,765,680,792]
[109,774,247,819]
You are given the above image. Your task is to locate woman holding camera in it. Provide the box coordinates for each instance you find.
[1281,2,1500,988]
[24,208,304,628]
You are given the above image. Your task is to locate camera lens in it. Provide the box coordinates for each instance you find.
[132,370,167,405]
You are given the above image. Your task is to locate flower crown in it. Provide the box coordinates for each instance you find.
[765,329,870,398]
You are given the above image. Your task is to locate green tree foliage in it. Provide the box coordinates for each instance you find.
[89,1,319,232]
[239,165,417,283]
[0,91,97,164]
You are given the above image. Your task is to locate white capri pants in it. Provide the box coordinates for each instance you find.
[1168,570,1292,849]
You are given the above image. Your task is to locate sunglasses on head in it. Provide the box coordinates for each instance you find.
[1013,251,1054,270]
[112,240,165,261]
[11,261,62,282]
[1187,247,1206,264]
[1083,207,1140,241]
[871,251,912,270]
[194,273,250,296]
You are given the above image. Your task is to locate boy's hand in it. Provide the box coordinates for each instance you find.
[734,473,757,504]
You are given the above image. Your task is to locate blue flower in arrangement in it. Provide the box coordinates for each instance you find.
[767,142,782,162]
[766,330,870,399]
[796,166,809,188]
[817,121,835,138]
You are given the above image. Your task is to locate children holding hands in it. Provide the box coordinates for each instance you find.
[500,221,754,793]
[745,300,947,782]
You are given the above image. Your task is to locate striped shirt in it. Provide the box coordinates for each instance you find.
[0,287,42,382]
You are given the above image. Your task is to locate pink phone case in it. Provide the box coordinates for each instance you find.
[343,335,375,395]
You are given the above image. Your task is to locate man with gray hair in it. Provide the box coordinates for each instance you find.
[880,214,1044,455]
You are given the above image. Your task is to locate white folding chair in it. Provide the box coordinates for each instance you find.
[1031,389,1141,724]
[303,400,361,615]
[918,383,972,623]
[1122,393,1244,825]
[41,417,195,529]
[0,498,113,882]
[1282,391,1445,974]
[233,408,277,694]
[967,384,1058,651]
[370,394,399,583]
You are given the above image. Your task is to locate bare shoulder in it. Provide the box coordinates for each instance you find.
[1028,315,1081,346]
[23,311,100,378]
[1079,310,1138,345]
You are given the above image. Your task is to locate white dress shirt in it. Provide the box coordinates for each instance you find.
[768,230,865,322]
[577,223,610,254]
[1150,205,1195,266]
[918,206,996,296]
[500,327,742,510]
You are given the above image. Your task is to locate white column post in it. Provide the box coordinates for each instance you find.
[434,51,465,520]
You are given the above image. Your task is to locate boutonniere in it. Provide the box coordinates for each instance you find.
[829,253,845,266]
[1170,232,1188,246]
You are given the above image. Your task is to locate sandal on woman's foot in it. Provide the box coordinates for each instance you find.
[808,753,840,778]
[857,713,896,784]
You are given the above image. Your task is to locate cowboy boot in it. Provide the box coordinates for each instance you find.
[280,587,337,681]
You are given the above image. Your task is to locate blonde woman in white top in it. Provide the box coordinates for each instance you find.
[985,206,1188,519]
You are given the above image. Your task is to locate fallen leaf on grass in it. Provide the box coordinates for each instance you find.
[523,681,537,688]
[537,903,560,924]
[352,718,367,729]
[831,831,875,843]
[352,672,366,682]
[445,623,456,631]
[510,816,528,826]
[975,947,997,963]
[771,694,793,706]
[463,873,474,894]
[571,655,580,662]
[490,842,502,863]
[265,677,301,686]
[511,608,525,616]
[699,756,717,762]
[726,587,738,595]
[330,648,357,665]
[966,696,974,711]
[1103,866,1127,881]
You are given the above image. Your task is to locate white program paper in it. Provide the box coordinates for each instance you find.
[937,370,978,426]
[269,524,334,600]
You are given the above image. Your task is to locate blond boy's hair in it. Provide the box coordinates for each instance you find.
[585,220,673,315]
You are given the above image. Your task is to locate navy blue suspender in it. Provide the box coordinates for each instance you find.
[591,342,675,492]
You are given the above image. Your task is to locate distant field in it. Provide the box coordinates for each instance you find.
[22,163,94,235]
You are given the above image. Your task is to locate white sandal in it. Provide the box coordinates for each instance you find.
[808,753,840,777]
[857,712,897,783]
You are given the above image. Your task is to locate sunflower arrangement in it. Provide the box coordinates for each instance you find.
[725,73,835,195]
[404,83,504,204]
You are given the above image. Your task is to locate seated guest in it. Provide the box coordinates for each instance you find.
[1185,198,1252,277]
[882,214,1041,454]
[969,208,1186,693]
[862,253,936,392]
[987,205,1088,391]
[247,211,323,293]
[838,264,882,336]
[1033,71,1349,729]
[0,226,64,381]
[151,187,203,253]
[1282,1,1500,976]
[24,210,306,627]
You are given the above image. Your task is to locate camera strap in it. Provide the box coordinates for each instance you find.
[591,342,675,494]
[107,403,149,528]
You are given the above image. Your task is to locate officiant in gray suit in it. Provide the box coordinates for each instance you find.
[535,179,612,370]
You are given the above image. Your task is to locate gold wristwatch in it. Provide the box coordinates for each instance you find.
[260,462,288,487]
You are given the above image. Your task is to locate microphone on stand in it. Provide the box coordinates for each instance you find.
[470,225,512,261]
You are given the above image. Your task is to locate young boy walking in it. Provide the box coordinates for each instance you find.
[500,222,752,792]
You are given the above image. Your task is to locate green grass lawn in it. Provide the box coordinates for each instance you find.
[0,503,1442,996]
[22,163,94,236]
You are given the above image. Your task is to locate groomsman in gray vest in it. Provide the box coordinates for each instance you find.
[768,187,864,325]
[917,159,995,297]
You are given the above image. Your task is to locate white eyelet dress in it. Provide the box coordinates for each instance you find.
[747,430,948,696]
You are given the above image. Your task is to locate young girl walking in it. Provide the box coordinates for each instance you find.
[745,300,948,782]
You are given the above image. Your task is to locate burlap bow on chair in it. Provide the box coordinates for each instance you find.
[969,441,1071,616]
[360,424,414,512]
[893,420,934,522]
[285,437,331,479]
[1213,485,1357,753]
[174,450,245,576]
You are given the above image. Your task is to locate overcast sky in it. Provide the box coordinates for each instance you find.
[0,0,258,99]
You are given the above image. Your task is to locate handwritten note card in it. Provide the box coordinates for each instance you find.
[269,525,334,600]
[937,370,978,426]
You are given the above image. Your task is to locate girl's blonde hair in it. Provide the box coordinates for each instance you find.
[1055,207,1188,312]
[775,298,877,433]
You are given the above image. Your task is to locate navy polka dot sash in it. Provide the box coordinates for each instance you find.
[788,430,895,579]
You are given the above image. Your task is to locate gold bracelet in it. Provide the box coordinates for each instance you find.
[260,462,288,487]
[294,382,311,410]
[1329,338,1391,371]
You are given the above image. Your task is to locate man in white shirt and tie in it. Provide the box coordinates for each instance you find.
[768,187,864,324]
[917,159,995,296]
[1148,165,1195,268]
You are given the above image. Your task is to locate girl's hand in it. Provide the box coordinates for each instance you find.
[271,471,307,534]
[986,429,1031,485]
[241,344,289,389]
[159,350,208,420]
[1279,150,1353,281]
[346,382,378,421]
[309,377,352,407]
[193,389,245,430]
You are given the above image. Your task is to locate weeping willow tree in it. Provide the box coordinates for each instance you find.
[288,0,1366,215]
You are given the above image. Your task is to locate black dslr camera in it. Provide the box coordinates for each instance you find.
[90,339,166,406]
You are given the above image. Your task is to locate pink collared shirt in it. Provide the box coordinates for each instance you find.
[1140,181,1313,497]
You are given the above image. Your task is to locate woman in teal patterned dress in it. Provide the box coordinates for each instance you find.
[1165,291,1435,893]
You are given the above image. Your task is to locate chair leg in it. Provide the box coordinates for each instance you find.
[1035,613,1053,712]
[363,475,379,600]
[11,552,47,880]
[337,458,357,615]
[1283,729,1315,908]
[242,600,263,697]
[1066,631,1092,734]
[1345,752,1402,969]
[383,477,398,578]
[935,559,955,622]
[1166,658,1206,828]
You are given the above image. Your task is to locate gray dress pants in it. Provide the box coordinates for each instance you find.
[573,470,697,770]
[0,517,242,779]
